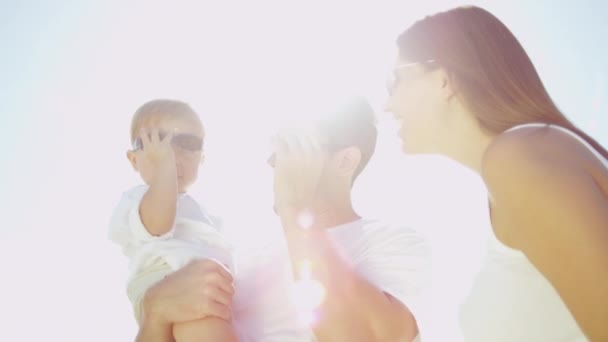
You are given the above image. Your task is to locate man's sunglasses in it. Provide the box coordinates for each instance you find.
[133,131,204,152]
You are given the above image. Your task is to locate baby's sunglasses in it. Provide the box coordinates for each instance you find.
[133,131,204,152]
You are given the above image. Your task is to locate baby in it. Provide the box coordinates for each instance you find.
[109,99,236,341]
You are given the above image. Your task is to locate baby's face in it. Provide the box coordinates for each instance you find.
[130,117,204,193]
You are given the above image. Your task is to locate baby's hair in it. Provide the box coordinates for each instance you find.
[130,99,203,144]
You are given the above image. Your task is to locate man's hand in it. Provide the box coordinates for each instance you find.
[272,127,328,217]
[142,259,235,326]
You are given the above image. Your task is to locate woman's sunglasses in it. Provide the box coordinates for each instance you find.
[386,59,438,95]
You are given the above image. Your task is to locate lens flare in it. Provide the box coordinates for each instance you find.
[296,211,315,229]
[290,259,327,326]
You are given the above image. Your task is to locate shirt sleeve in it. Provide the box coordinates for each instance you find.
[108,185,175,251]
[355,226,431,323]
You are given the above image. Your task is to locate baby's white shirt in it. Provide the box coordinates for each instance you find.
[108,185,234,278]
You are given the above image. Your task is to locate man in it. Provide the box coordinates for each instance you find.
[269,96,430,341]
[136,96,429,341]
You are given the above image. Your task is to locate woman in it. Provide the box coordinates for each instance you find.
[386,6,608,342]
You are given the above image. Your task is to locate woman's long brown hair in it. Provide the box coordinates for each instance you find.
[397,6,608,159]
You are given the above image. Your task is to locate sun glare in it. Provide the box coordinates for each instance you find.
[291,259,327,326]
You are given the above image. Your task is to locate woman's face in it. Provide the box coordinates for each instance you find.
[385,58,451,155]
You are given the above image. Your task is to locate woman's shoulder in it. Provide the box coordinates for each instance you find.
[482,124,598,182]
[480,124,601,220]
[481,124,607,249]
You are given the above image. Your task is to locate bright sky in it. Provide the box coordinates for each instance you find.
[1,1,606,340]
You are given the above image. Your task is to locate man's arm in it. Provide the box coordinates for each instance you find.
[284,221,420,342]
[136,310,173,342]
[134,260,235,342]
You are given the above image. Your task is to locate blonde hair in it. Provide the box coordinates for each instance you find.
[130,99,203,144]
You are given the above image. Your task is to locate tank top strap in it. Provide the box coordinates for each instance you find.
[505,123,607,166]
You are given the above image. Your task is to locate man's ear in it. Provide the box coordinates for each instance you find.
[126,150,139,171]
[333,146,362,176]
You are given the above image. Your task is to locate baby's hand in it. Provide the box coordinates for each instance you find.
[136,128,176,171]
